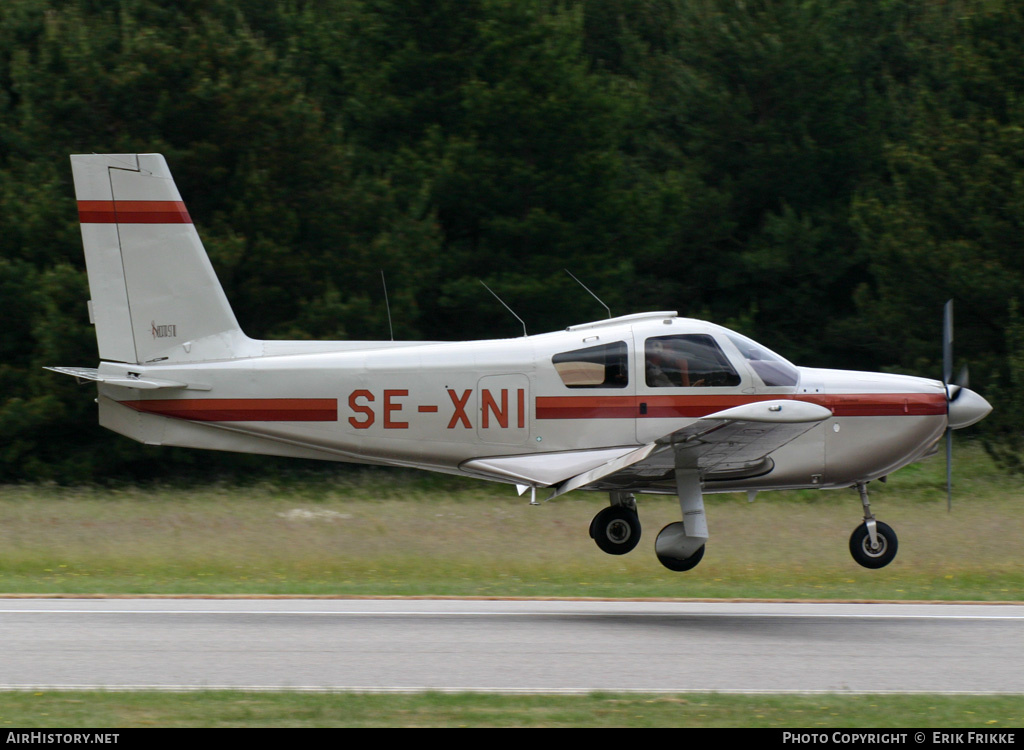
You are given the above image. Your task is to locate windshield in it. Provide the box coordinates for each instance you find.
[726,334,799,388]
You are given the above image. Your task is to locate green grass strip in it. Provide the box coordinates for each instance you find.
[0,691,1021,728]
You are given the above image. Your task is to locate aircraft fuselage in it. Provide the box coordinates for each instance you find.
[95,313,951,493]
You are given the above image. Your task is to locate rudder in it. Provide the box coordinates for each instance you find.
[71,153,254,364]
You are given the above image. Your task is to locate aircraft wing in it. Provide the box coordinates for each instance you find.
[548,399,832,498]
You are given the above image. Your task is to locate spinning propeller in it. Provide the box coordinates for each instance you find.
[941,300,992,510]
[943,300,957,511]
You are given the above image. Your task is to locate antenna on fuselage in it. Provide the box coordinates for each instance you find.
[479,280,527,337]
[380,269,394,341]
[565,269,611,319]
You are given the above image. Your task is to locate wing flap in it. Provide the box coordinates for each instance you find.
[545,442,664,497]
[461,446,637,486]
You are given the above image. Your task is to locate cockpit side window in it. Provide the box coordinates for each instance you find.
[552,341,629,388]
[726,334,799,387]
[645,334,741,388]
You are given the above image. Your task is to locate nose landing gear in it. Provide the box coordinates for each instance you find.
[849,482,898,569]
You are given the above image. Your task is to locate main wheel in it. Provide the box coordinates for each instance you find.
[654,521,706,571]
[849,521,898,569]
[656,544,705,572]
[589,506,641,555]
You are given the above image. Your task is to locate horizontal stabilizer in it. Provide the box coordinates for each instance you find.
[45,366,192,390]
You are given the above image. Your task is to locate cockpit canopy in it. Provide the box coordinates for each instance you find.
[549,316,800,391]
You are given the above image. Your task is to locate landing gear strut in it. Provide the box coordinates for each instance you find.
[849,482,898,569]
[590,492,641,555]
[654,470,708,572]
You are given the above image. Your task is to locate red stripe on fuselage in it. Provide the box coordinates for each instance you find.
[119,392,944,424]
[532,396,637,420]
[77,200,192,224]
[824,392,947,417]
[535,393,947,420]
[119,398,337,422]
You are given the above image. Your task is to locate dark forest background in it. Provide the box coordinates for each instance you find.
[3,0,1023,481]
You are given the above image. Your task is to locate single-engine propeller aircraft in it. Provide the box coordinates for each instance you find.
[50,154,993,571]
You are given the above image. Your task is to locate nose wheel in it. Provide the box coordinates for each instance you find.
[849,482,898,569]
[849,521,898,569]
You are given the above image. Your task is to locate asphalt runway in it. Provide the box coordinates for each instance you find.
[1,599,1022,694]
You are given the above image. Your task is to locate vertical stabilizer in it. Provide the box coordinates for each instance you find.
[71,153,255,364]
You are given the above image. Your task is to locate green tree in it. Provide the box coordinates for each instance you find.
[851,4,1024,370]
[848,1,1024,466]
[981,300,1024,474]
[577,0,914,366]
[327,1,645,338]
[0,0,364,479]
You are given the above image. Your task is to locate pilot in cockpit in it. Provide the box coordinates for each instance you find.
[646,340,684,387]
[646,338,705,388]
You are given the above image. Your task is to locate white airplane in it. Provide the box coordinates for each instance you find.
[50,153,993,572]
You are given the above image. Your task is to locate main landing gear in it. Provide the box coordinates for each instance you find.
[590,472,709,572]
[589,492,641,555]
[654,523,706,571]
[849,482,898,569]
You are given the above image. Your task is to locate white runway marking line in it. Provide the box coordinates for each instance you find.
[0,685,1021,696]
[2,607,1023,620]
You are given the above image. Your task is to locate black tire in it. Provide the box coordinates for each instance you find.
[849,521,898,569]
[589,506,641,555]
[656,543,706,572]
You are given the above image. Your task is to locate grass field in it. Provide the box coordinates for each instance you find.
[0,441,1021,727]
[1,691,1021,728]
[0,442,1020,600]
